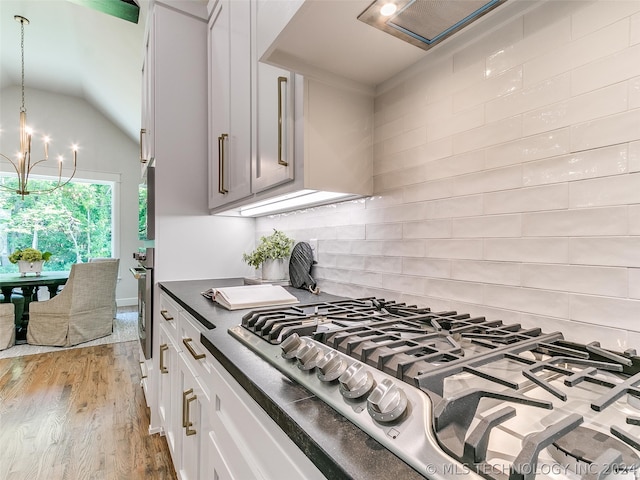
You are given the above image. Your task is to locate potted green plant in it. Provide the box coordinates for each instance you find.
[8,247,52,277]
[242,229,294,281]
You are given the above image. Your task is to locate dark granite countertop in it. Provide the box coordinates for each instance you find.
[159,279,425,480]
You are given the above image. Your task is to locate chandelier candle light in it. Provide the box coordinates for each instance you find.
[0,15,77,198]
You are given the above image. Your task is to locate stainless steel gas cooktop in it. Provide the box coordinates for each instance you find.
[228,298,640,480]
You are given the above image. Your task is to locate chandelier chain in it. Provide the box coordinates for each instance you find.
[20,16,25,113]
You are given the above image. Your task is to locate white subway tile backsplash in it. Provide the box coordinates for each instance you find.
[350,240,384,256]
[326,254,364,270]
[483,184,568,214]
[487,16,571,78]
[487,73,570,123]
[484,238,569,263]
[485,130,571,170]
[402,257,451,278]
[569,172,640,208]
[571,109,640,152]
[424,195,484,219]
[632,11,640,45]
[523,206,628,237]
[452,165,522,196]
[427,279,484,304]
[403,138,453,169]
[451,260,520,286]
[258,0,639,345]
[427,238,483,260]
[570,294,640,333]
[483,284,569,318]
[381,202,430,223]
[423,150,485,182]
[384,127,427,156]
[403,178,453,204]
[381,274,428,296]
[571,1,640,40]
[521,263,628,297]
[452,214,522,238]
[403,218,452,239]
[522,144,628,186]
[364,256,402,274]
[365,223,403,240]
[349,270,383,289]
[630,76,640,109]
[520,313,629,351]
[523,82,628,136]
[382,240,425,257]
[453,116,523,154]
[571,44,640,96]
[427,104,485,142]
[570,237,640,267]
[629,268,640,299]
[452,18,523,73]
[524,21,629,87]
[454,67,523,113]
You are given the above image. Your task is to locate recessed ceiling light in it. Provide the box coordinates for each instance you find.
[380,3,397,16]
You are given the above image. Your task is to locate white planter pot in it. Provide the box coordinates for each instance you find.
[17,260,44,277]
[261,258,286,281]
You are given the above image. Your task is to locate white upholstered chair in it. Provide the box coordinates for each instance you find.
[0,303,15,350]
[27,259,120,347]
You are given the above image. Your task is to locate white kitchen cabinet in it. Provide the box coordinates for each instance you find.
[140,26,154,173]
[155,291,325,479]
[175,351,211,480]
[158,322,181,466]
[207,0,373,215]
[207,0,252,209]
[252,62,294,193]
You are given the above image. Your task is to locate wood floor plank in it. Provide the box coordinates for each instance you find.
[0,341,177,480]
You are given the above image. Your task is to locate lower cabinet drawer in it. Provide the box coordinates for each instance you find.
[209,356,326,480]
[178,311,213,384]
[207,427,259,480]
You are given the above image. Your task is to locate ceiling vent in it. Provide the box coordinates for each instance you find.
[358,0,507,50]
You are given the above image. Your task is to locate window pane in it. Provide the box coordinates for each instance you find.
[0,177,113,273]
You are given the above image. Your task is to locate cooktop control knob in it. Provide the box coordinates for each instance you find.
[316,351,347,382]
[367,378,408,423]
[280,333,302,359]
[295,342,322,370]
[339,363,374,399]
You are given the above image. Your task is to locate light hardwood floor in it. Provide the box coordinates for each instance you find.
[0,340,177,480]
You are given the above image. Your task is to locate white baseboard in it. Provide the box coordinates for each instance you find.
[117,297,137,307]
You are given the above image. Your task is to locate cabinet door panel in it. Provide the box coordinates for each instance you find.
[208,0,252,209]
[176,355,205,480]
[253,63,294,193]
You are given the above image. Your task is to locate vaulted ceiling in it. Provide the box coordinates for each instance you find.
[0,0,149,143]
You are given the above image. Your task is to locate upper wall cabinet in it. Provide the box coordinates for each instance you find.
[206,0,373,216]
[207,0,252,210]
[142,0,209,216]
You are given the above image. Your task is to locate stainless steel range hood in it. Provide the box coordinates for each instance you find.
[358,0,508,51]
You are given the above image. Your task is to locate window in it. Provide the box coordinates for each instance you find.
[0,176,114,273]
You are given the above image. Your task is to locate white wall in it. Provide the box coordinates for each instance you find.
[0,85,140,305]
[256,0,640,351]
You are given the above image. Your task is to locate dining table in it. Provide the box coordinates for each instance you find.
[0,271,70,328]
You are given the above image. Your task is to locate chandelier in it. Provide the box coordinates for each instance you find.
[0,15,77,198]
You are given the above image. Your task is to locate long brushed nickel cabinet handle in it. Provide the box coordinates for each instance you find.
[182,388,193,428]
[140,128,147,163]
[185,394,198,436]
[183,338,206,360]
[277,76,288,167]
[218,133,229,194]
[160,309,173,321]
[159,344,169,374]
